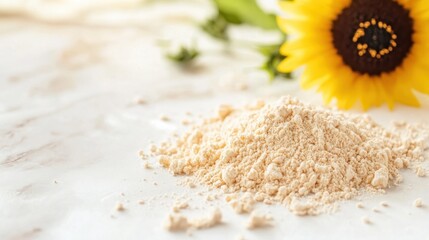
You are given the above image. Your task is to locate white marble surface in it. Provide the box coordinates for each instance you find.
[1,1,429,240]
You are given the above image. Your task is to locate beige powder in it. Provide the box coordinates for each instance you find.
[413,198,423,208]
[165,208,222,232]
[172,201,189,213]
[246,212,273,229]
[226,193,255,214]
[152,97,426,215]
[361,216,371,224]
[165,214,191,231]
[115,202,125,212]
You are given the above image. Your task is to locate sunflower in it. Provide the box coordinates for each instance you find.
[277,0,429,110]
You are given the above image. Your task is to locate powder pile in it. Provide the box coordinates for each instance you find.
[152,97,426,215]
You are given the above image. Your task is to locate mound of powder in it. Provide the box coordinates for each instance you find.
[151,97,426,215]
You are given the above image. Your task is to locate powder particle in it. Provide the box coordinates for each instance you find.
[413,198,424,208]
[361,216,372,224]
[246,212,273,229]
[152,97,426,214]
[192,208,222,229]
[217,104,234,120]
[371,167,389,189]
[165,214,191,231]
[115,203,125,212]
[139,150,149,160]
[134,97,147,105]
[206,194,218,201]
[182,119,191,126]
[289,200,317,216]
[139,200,145,205]
[415,167,426,177]
[160,115,170,122]
[228,193,255,214]
[380,201,389,207]
[246,99,266,111]
[143,161,153,169]
[372,208,380,213]
[173,201,189,213]
[165,208,222,232]
[356,202,364,209]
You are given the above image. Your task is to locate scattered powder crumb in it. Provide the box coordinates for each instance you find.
[356,202,364,209]
[139,150,149,160]
[160,115,170,122]
[226,193,255,214]
[181,178,197,188]
[115,203,125,212]
[143,161,153,169]
[415,167,426,177]
[380,201,389,207]
[165,214,191,232]
[246,212,273,229]
[151,97,428,215]
[246,99,266,111]
[361,216,371,224]
[217,104,234,120]
[289,200,318,216]
[413,198,424,208]
[231,195,255,214]
[372,208,380,213]
[173,201,189,213]
[165,208,222,232]
[394,175,404,185]
[153,182,158,186]
[139,200,145,205]
[191,208,222,229]
[206,194,217,201]
[133,97,147,105]
[182,119,191,125]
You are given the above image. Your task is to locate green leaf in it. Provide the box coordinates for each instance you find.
[166,46,200,64]
[258,43,292,81]
[213,0,278,30]
[200,14,229,41]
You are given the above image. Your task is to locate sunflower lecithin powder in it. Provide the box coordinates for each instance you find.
[152,97,426,215]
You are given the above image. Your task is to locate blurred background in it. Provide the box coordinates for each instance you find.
[0,0,299,110]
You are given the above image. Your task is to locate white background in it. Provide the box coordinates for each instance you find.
[0,0,428,239]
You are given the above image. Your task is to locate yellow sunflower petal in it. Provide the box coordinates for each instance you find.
[392,71,420,107]
[277,0,428,110]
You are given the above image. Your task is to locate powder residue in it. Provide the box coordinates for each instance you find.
[225,193,255,214]
[115,202,125,212]
[246,212,273,229]
[152,97,426,215]
[413,198,424,208]
[361,216,371,224]
[165,208,222,232]
[173,201,189,213]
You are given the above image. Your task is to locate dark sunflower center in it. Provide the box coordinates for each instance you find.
[331,0,414,76]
